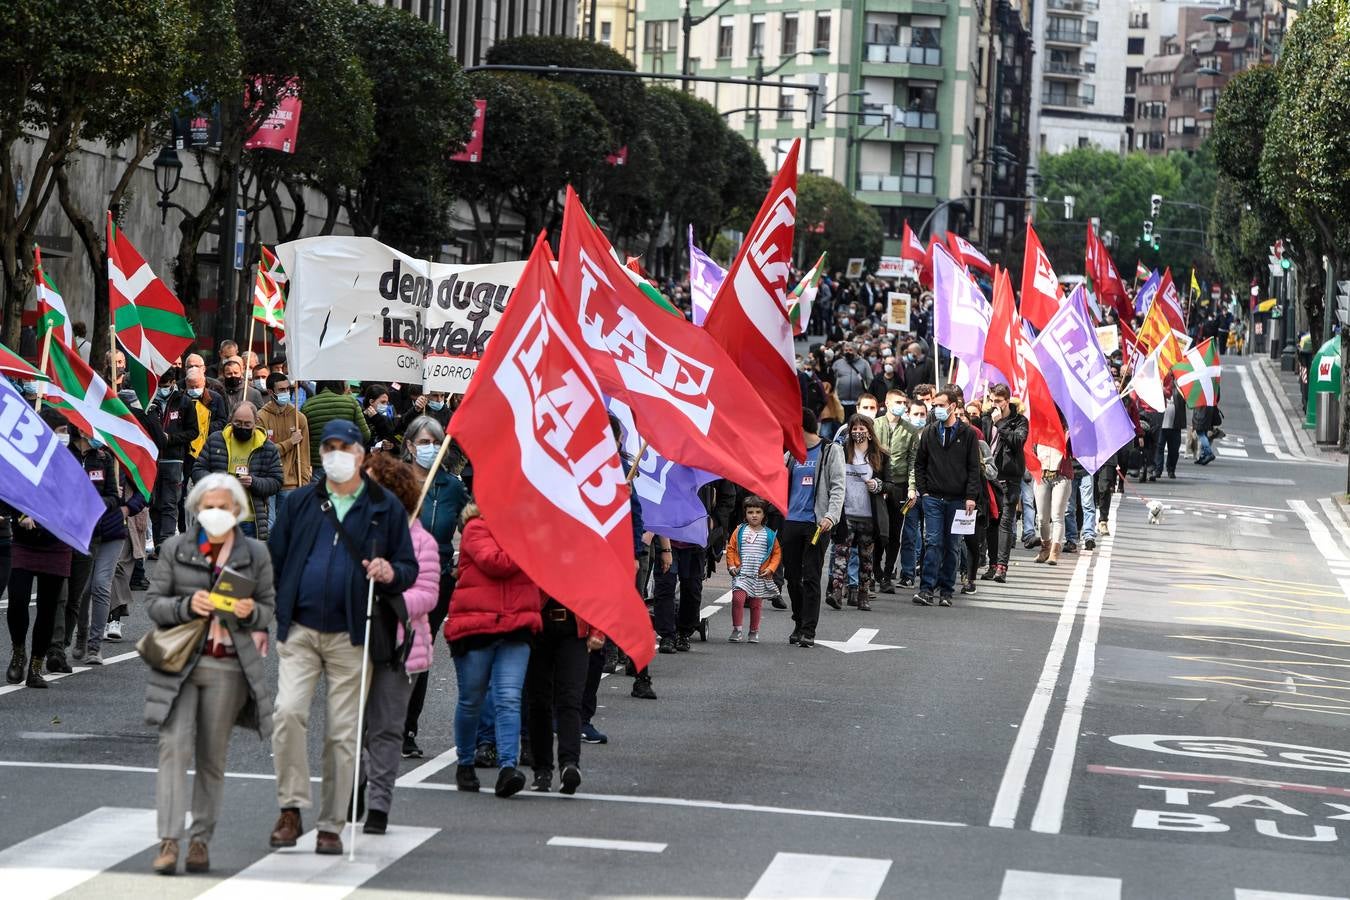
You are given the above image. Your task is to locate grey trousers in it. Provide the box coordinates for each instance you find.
[362,667,416,815]
[156,657,250,842]
[85,539,123,652]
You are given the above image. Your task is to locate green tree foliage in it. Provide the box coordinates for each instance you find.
[0,0,193,344]
[796,174,884,269]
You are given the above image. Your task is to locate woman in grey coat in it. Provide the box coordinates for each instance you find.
[144,473,276,876]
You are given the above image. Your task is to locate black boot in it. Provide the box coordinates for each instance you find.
[495,766,526,798]
[846,587,858,608]
[6,648,26,685]
[455,765,480,792]
[631,670,657,699]
[26,656,47,688]
[46,648,72,674]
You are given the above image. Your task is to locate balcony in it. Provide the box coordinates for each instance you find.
[893,108,939,130]
[856,173,936,195]
[864,43,942,66]
[1047,0,1099,13]
[1045,23,1098,45]
[1043,59,1094,77]
[1041,91,1095,108]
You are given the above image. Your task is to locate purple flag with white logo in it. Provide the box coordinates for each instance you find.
[932,242,991,391]
[0,379,103,552]
[1133,269,1161,317]
[688,226,726,327]
[608,398,717,544]
[1030,289,1136,474]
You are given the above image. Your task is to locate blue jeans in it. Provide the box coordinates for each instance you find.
[1064,475,1097,545]
[267,488,294,531]
[477,692,496,748]
[920,496,962,594]
[452,640,531,768]
[1020,477,1037,542]
[1198,431,1214,462]
[848,548,859,587]
[900,507,921,576]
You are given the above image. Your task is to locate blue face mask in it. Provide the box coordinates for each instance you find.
[156,387,173,399]
[187,388,203,399]
[932,406,950,423]
[427,400,445,412]
[910,415,927,428]
[275,392,292,407]
[89,435,105,449]
[415,443,439,469]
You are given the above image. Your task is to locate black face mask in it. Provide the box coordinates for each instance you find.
[231,425,254,440]
[223,375,242,391]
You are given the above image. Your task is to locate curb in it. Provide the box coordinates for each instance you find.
[1255,357,1329,459]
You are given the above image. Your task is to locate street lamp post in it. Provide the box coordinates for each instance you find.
[751,48,828,147]
[805,89,867,176]
[152,146,183,225]
[682,0,734,88]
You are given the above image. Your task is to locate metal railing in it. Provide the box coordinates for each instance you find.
[1047,0,1099,12]
[1042,59,1093,76]
[863,43,942,66]
[893,108,939,129]
[1041,91,1095,108]
[856,173,935,194]
[1044,24,1098,44]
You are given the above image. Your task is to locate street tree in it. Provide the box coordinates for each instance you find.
[796,174,884,271]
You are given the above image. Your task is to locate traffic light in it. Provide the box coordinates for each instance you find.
[1142,219,1153,241]
[1150,194,1162,217]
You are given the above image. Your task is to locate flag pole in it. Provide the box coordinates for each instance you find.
[245,316,257,384]
[108,323,122,483]
[34,321,53,411]
[626,439,648,482]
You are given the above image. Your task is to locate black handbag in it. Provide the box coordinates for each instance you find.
[318,490,413,671]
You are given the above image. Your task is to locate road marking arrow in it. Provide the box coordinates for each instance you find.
[814,628,904,654]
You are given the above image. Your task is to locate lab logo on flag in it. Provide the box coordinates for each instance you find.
[497,298,629,539]
[743,186,797,311]
[575,248,716,433]
[1040,308,1119,419]
[1032,248,1059,300]
[0,392,62,486]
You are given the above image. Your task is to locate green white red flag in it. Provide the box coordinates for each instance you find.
[107,213,195,407]
[42,336,158,499]
[788,252,826,336]
[0,340,45,382]
[252,265,285,331]
[1170,336,1221,408]
[33,246,71,346]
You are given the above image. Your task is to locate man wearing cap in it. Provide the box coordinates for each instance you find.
[267,419,417,856]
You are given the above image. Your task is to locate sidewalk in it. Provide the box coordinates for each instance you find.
[1255,355,1342,461]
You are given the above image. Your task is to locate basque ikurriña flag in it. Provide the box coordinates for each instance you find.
[449,237,656,671]
[1030,293,1136,474]
[557,187,788,509]
[0,377,104,553]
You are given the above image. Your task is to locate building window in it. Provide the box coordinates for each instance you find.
[750,14,765,58]
[1125,66,1141,93]
[645,20,672,53]
[1130,11,1149,28]
[814,12,831,51]
[600,21,612,46]
[902,147,935,194]
[781,13,798,55]
[1077,136,1090,148]
[718,16,734,58]
[1127,37,1145,54]
[778,77,795,120]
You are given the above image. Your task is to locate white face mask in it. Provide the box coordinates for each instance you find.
[196,507,237,539]
[322,449,359,483]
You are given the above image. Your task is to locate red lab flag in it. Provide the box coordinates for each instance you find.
[982,267,1026,400]
[1018,324,1066,480]
[1020,221,1063,330]
[901,221,926,263]
[703,140,805,460]
[947,232,993,274]
[449,237,655,671]
[1157,268,1187,332]
[1085,225,1132,324]
[555,187,789,509]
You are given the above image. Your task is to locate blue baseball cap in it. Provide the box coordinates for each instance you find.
[320,420,363,446]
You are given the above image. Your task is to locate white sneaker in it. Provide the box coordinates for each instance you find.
[1099,520,1111,536]
[747,631,760,643]
[728,628,743,643]
[105,620,123,642]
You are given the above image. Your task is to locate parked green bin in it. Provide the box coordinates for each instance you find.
[1304,334,1341,428]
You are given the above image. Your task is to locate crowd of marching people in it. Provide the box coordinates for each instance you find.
[0,244,1236,874]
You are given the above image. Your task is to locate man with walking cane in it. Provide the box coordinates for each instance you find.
[266,420,417,856]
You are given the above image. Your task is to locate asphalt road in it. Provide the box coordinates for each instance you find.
[3,355,1350,898]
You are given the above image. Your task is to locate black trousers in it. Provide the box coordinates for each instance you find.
[7,568,63,660]
[525,616,588,771]
[582,645,604,723]
[1157,428,1182,476]
[53,548,93,651]
[781,520,826,638]
[881,486,905,579]
[652,546,703,639]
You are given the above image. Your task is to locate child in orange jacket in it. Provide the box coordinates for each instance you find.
[725,496,782,643]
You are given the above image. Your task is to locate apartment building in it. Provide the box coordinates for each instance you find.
[579,0,640,59]
[366,0,577,66]
[1027,0,1130,159]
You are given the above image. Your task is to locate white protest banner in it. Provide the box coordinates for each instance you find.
[887,292,912,332]
[876,256,904,278]
[845,257,865,279]
[1094,324,1120,356]
[277,237,525,393]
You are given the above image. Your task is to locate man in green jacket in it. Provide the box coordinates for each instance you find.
[300,381,371,469]
[872,390,923,591]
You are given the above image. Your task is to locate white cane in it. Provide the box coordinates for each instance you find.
[348,576,375,862]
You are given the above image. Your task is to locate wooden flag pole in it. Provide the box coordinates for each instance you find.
[626,438,648,483]
[245,316,257,383]
[34,322,54,411]
[108,323,121,484]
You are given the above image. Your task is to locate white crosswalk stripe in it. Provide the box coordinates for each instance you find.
[0,807,157,899]
[1000,869,1121,899]
[745,852,892,899]
[1234,891,1349,900]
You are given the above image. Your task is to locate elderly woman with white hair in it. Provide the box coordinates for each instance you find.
[143,473,276,876]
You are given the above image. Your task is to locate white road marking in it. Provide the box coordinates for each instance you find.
[394,744,458,788]
[194,826,437,900]
[1000,869,1121,899]
[746,852,892,899]
[0,650,140,698]
[1251,361,1313,460]
[1317,497,1350,556]
[1236,365,1294,460]
[814,628,904,654]
[1031,526,1118,834]
[547,836,666,853]
[987,537,1095,828]
[1288,500,1350,606]
[1234,891,1348,900]
[0,806,157,899]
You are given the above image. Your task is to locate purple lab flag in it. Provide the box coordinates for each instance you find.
[0,379,102,553]
[1030,295,1136,475]
[1134,269,1161,317]
[932,242,991,371]
[608,398,717,543]
[688,226,726,327]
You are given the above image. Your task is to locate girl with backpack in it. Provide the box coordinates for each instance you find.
[725,497,782,643]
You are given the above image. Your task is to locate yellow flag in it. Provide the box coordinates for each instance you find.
[1190,268,1201,299]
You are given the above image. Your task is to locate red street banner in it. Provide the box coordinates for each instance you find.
[244,77,302,154]
[556,188,788,510]
[449,238,655,671]
[703,140,805,460]
[450,99,486,163]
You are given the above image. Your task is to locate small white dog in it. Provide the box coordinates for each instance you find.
[1147,500,1165,525]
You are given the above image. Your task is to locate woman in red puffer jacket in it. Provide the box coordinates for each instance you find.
[444,504,541,798]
